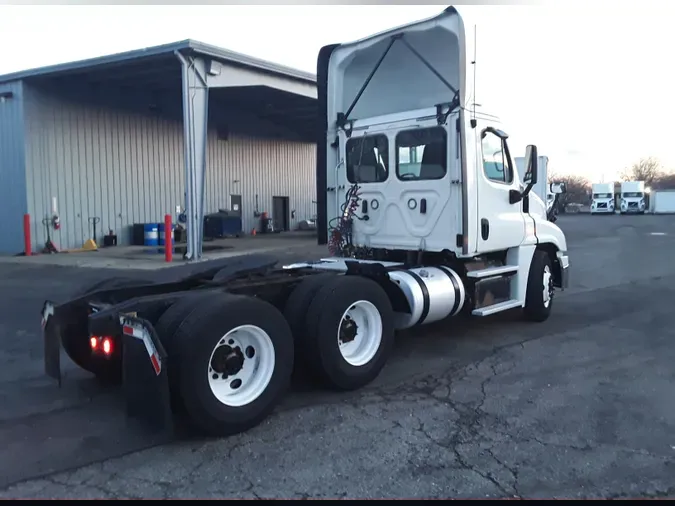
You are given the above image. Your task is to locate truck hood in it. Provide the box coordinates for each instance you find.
[320,6,471,132]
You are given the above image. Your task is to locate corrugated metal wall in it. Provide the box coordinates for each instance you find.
[0,81,28,254]
[22,83,317,251]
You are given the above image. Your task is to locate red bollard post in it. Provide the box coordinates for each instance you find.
[164,214,172,263]
[23,214,31,256]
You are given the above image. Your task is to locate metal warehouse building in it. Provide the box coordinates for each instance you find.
[0,40,318,257]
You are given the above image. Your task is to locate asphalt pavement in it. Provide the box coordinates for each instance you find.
[1,214,674,499]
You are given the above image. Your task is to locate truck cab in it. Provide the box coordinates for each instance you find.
[316,5,569,320]
[620,181,646,214]
[591,182,615,214]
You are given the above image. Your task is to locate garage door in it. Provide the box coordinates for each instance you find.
[653,192,675,213]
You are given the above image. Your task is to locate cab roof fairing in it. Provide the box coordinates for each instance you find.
[321,6,474,136]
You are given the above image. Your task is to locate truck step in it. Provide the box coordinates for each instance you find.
[472,299,523,316]
[466,265,519,279]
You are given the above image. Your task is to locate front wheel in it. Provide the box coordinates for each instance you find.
[523,251,554,323]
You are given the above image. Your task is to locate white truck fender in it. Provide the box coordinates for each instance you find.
[533,220,569,289]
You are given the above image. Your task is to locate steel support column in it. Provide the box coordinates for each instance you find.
[175,51,209,261]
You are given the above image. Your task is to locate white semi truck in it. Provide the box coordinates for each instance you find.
[590,182,615,214]
[620,181,646,214]
[39,6,570,438]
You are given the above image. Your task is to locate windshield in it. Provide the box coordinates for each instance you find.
[623,192,643,198]
[593,193,613,199]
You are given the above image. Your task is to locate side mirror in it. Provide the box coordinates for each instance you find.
[523,145,538,185]
[550,182,566,194]
[510,144,539,205]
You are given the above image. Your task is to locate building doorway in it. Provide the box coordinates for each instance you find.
[272,196,290,232]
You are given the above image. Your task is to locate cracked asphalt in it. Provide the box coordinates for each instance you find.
[1,214,675,499]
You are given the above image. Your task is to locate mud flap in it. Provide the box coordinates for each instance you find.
[41,301,62,386]
[120,316,173,436]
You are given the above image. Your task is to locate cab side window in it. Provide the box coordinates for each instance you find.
[346,134,389,184]
[481,130,513,184]
[396,127,447,181]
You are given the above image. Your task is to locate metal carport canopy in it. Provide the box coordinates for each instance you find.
[0,39,318,260]
[173,41,317,260]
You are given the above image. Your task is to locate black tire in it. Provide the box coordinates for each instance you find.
[523,250,554,323]
[303,275,395,391]
[61,276,152,382]
[154,292,216,412]
[283,273,336,370]
[172,293,294,437]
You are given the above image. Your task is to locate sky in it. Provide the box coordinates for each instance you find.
[0,2,673,182]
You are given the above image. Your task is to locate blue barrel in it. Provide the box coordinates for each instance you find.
[143,223,159,246]
[158,223,175,246]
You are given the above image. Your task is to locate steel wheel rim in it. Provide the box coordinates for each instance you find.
[207,324,275,407]
[337,300,382,367]
[542,264,553,308]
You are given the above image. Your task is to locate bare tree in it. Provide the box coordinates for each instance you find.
[654,173,675,190]
[548,170,591,210]
[620,157,663,187]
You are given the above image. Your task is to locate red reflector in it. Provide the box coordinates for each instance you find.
[122,325,134,336]
[90,337,98,349]
[102,338,112,355]
[150,354,161,375]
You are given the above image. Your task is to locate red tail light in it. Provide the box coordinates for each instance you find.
[90,336,114,356]
[102,337,113,355]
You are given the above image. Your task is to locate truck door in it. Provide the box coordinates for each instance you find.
[475,126,527,253]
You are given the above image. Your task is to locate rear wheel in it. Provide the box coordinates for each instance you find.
[61,276,152,382]
[154,293,215,412]
[283,273,336,374]
[303,275,395,391]
[172,293,294,437]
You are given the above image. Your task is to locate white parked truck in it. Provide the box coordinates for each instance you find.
[590,182,615,214]
[39,6,570,438]
[620,181,646,214]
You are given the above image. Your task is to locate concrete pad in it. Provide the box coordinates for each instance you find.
[0,232,323,270]
[1,214,675,498]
